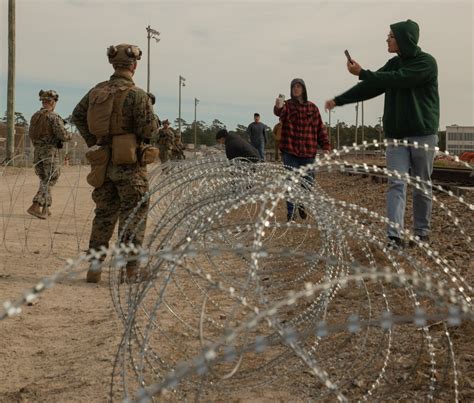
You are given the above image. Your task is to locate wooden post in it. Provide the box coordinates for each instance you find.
[6,0,16,164]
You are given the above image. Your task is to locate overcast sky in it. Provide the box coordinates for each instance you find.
[1,0,473,132]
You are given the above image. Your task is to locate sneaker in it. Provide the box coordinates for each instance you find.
[408,235,430,248]
[298,206,307,220]
[387,236,404,249]
[287,213,297,223]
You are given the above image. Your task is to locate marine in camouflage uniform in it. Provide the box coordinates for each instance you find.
[157,119,174,163]
[171,130,186,160]
[27,90,72,219]
[72,43,159,283]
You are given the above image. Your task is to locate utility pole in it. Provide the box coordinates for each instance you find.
[145,25,160,93]
[355,102,359,157]
[355,102,359,144]
[178,75,186,137]
[6,0,16,164]
[361,101,365,158]
[378,116,383,143]
[194,97,199,152]
[328,109,332,146]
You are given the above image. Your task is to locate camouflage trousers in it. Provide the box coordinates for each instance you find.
[89,162,149,254]
[32,145,60,207]
[171,147,185,160]
[158,145,171,163]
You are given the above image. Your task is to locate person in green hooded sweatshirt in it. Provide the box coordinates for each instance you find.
[325,20,439,248]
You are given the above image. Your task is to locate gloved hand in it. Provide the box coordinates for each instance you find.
[88,144,102,152]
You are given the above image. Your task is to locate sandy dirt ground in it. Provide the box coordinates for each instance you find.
[0,166,122,402]
[0,163,472,402]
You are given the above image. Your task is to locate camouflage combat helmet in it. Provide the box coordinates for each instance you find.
[39,89,59,102]
[107,43,142,66]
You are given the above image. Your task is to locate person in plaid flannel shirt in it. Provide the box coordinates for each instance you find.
[274,78,330,222]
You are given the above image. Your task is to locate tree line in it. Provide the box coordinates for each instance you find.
[1,112,447,151]
[174,117,447,150]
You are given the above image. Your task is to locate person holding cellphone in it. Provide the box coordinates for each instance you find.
[325,20,439,248]
[274,78,330,222]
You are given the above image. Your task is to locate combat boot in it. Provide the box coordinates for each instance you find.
[120,263,150,284]
[86,269,102,283]
[42,206,51,217]
[86,260,103,283]
[27,202,47,219]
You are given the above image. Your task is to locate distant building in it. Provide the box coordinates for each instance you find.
[0,122,31,158]
[445,125,474,156]
[0,122,88,165]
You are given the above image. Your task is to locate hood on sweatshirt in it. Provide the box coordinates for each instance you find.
[390,19,421,59]
[290,78,308,102]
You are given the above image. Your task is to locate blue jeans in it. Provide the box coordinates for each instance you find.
[282,151,315,218]
[252,142,265,161]
[386,135,438,238]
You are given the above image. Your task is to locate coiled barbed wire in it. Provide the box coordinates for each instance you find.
[1,141,472,401]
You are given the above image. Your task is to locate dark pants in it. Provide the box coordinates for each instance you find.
[282,151,315,218]
[251,141,265,161]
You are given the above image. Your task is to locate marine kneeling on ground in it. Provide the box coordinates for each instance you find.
[72,43,160,284]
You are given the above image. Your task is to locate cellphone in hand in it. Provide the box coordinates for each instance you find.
[344,49,354,64]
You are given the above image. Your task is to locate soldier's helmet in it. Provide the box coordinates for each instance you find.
[39,90,59,102]
[107,43,142,66]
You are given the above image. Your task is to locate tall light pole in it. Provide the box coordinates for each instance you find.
[146,25,160,93]
[178,75,186,137]
[361,101,365,158]
[6,0,16,164]
[355,102,359,144]
[355,102,359,157]
[378,116,383,143]
[194,97,199,152]
[328,109,335,149]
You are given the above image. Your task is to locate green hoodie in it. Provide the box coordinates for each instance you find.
[334,20,439,139]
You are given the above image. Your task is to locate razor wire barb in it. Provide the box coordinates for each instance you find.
[0,141,472,401]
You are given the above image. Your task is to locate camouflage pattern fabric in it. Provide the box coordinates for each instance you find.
[30,108,72,146]
[88,163,149,251]
[72,70,158,252]
[72,72,158,147]
[32,146,60,207]
[31,108,71,207]
[39,89,59,102]
[157,127,175,163]
[171,132,185,160]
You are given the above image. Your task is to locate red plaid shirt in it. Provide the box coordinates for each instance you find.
[274,99,330,158]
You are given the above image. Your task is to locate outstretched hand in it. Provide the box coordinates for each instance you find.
[347,59,362,76]
[325,100,336,112]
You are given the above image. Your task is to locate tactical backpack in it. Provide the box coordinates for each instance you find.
[29,109,53,142]
[87,81,134,139]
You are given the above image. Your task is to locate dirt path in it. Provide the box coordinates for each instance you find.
[0,165,472,402]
